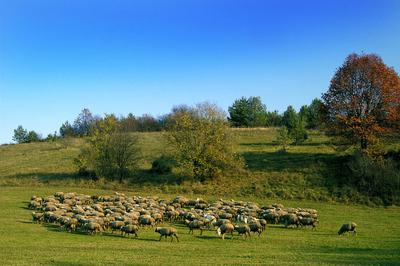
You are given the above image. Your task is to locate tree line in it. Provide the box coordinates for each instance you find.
[13,97,323,144]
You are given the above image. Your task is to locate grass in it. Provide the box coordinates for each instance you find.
[0,186,399,265]
[1,129,400,264]
[0,129,398,203]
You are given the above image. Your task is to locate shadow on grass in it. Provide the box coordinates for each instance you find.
[241,151,340,172]
[240,141,329,147]
[130,169,184,186]
[50,261,88,266]
[6,172,82,182]
[7,169,185,187]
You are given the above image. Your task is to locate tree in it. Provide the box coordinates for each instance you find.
[228,96,268,127]
[167,102,244,181]
[306,98,323,129]
[12,126,41,143]
[120,113,139,132]
[26,130,41,142]
[276,127,291,152]
[13,126,28,143]
[282,106,298,132]
[75,114,140,182]
[322,53,400,150]
[282,106,308,144]
[59,121,75,137]
[266,110,283,127]
[73,108,94,136]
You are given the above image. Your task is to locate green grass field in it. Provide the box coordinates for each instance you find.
[1,129,399,265]
[0,187,399,265]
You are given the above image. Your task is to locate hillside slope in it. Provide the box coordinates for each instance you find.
[0,129,398,203]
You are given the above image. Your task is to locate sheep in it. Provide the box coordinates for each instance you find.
[299,217,318,230]
[258,219,267,231]
[187,219,205,235]
[248,222,263,237]
[84,222,103,235]
[28,200,42,210]
[151,213,164,224]
[282,213,299,228]
[139,215,155,227]
[212,219,231,228]
[32,212,44,223]
[121,225,139,238]
[65,218,78,232]
[155,227,179,242]
[217,223,235,240]
[234,224,251,238]
[338,222,357,235]
[109,221,125,233]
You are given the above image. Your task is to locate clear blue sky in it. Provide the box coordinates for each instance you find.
[1,0,399,143]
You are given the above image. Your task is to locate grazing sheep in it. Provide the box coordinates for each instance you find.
[299,217,318,230]
[110,221,125,233]
[84,222,103,235]
[217,223,235,240]
[258,219,267,231]
[139,215,155,227]
[248,222,263,237]
[282,214,299,228]
[338,222,357,235]
[32,212,44,223]
[121,225,139,238]
[155,227,179,242]
[212,219,231,228]
[65,218,78,232]
[234,224,251,238]
[187,219,205,235]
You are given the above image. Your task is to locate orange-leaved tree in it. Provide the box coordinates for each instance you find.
[322,53,400,150]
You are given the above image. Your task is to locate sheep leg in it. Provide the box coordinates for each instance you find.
[175,234,179,242]
[159,235,162,241]
[200,229,203,235]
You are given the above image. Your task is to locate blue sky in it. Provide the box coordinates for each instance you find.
[1,0,399,143]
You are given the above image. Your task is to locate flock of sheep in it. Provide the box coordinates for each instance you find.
[28,192,357,241]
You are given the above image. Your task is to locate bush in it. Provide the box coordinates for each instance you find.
[167,102,245,182]
[74,115,141,182]
[346,152,400,205]
[151,155,175,174]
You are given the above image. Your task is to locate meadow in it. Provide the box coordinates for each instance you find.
[0,129,399,265]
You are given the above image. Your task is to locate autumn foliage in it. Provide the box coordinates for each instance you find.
[322,53,400,149]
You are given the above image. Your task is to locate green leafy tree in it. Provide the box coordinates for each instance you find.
[75,114,140,182]
[276,127,291,152]
[168,102,244,181]
[59,121,75,137]
[228,96,268,127]
[282,106,308,144]
[73,108,95,136]
[12,125,28,143]
[266,110,283,126]
[306,98,323,129]
[26,130,41,142]
[12,126,41,143]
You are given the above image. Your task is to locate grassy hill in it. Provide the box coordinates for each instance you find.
[1,129,400,265]
[1,128,399,204]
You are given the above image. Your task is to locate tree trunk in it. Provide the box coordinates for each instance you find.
[361,138,368,150]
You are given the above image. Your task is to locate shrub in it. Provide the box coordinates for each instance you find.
[346,152,400,205]
[151,155,175,174]
[167,102,245,182]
